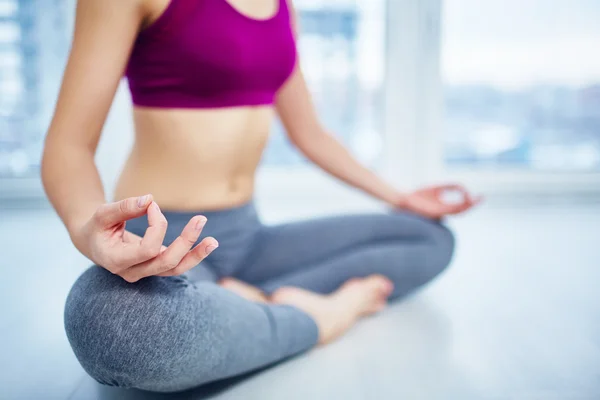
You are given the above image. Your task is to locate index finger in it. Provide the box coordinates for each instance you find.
[95,195,153,227]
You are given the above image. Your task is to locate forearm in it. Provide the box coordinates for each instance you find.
[293,132,400,204]
[41,140,107,240]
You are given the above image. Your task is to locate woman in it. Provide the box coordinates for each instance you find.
[42,0,480,393]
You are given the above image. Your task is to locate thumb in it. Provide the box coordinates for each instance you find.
[95,195,153,227]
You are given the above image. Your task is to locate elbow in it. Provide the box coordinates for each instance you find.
[41,135,95,177]
[40,132,60,182]
[40,138,56,194]
[39,134,79,189]
[40,136,52,182]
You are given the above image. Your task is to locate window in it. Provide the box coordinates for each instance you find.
[2,0,389,201]
[262,0,386,168]
[442,0,600,172]
[0,0,69,179]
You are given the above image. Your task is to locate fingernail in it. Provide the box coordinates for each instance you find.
[137,195,150,207]
[153,202,161,212]
[206,244,218,255]
[196,217,207,230]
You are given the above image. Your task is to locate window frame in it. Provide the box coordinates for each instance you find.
[0,177,43,200]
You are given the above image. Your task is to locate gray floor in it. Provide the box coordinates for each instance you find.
[1,203,600,400]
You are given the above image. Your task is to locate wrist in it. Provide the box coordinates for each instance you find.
[390,192,411,211]
[65,210,89,233]
[377,186,407,208]
[65,209,96,249]
[67,219,88,252]
[394,192,409,208]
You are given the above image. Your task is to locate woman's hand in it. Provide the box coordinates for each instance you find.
[393,184,482,219]
[72,195,219,283]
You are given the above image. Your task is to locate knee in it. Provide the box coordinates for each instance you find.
[65,267,128,387]
[385,212,455,270]
[64,267,152,388]
[64,267,212,392]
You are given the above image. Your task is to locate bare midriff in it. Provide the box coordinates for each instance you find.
[113,106,274,211]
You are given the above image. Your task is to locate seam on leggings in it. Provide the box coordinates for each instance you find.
[236,222,270,275]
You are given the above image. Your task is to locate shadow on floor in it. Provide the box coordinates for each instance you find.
[91,370,266,400]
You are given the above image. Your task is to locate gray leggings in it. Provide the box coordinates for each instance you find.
[65,201,454,392]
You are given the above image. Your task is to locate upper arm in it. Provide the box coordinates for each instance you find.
[45,0,145,152]
[275,0,323,142]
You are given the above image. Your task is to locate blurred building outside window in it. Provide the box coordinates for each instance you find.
[0,0,68,179]
[442,0,600,171]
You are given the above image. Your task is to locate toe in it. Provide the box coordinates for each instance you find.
[365,275,394,297]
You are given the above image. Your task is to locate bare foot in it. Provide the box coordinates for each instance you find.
[271,275,394,344]
[219,278,269,303]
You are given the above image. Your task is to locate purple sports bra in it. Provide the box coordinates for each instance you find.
[125,0,297,108]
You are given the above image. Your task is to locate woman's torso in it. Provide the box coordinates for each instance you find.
[114,0,295,210]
